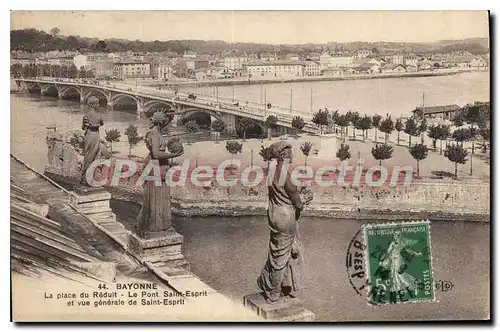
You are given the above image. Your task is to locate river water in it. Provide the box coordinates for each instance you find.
[10,73,490,321]
[190,71,489,117]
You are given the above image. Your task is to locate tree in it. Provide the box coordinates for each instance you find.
[357,115,372,141]
[68,64,78,79]
[79,66,86,79]
[379,116,395,144]
[404,117,420,147]
[167,137,183,164]
[265,115,278,139]
[225,140,243,172]
[211,119,225,142]
[336,114,350,143]
[452,109,466,127]
[95,40,107,51]
[68,130,85,154]
[418,118,428,144]
[452,128,470,147]
[237,117,253,141]
[291,116,305,135]
[124,125,142,156]
[438,125,451,155]
[87,96,100,109]
[300,142,313,166]
[312,109,329,135]
[427,125,441,150]
[336,143,351,161]
[372,114,382,142]
[212,119,226,133]
[330,110,339,130]
[371,143,393,166]
[409,144,428,178]
[259,145,272,169]
[185,120,199,144]
[50,27,60,37]
[105,129,121,154]
[395,118,404,145]
[346,111,360,139]
[444,144,468,178]
[479,124,490,153]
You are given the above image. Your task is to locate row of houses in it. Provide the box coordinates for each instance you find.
[11,49,489,81]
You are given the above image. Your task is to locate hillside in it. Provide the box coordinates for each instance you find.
[10,28,490,55]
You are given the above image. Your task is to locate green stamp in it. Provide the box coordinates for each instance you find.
[364,220,435,305]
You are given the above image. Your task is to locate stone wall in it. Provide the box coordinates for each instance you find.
[44,136,490,221]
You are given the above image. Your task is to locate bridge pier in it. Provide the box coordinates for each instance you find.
[136,104,144,119]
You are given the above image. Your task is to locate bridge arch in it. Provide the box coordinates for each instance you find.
[40,84,59,97]
[110,93,139,104]
[142,100,175,118]
[58,86,81,98]
[26,82,41,92]
[83,88,109,106]
[179,107,225,131]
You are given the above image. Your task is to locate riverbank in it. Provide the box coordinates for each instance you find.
[150,68,487,88]
[42,131,490,223]
[41,125,490,222]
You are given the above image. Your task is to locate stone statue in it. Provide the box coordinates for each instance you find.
[257,141,313,303]
[80,96,110,186]
[136,111,184,239]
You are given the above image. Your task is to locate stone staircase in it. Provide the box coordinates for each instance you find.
[11,196,116,283]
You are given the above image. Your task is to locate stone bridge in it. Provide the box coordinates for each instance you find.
[15,78,317,135]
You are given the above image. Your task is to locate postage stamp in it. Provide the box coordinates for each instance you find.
[363,220,435,305]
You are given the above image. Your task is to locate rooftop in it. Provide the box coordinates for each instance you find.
[114,61,150,65]
[413,104,461,115]
[246,60,306,66]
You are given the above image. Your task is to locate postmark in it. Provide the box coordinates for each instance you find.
[363,220,435,305]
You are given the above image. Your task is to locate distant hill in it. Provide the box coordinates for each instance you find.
[10,28,490,55]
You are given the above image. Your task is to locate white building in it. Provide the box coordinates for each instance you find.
[329,54,354,68]
[319,52,332,70]
[305,60,321,76]
[245,60,305,78]
[354,49,372,59]
[152,63,174,80]
[403,55,419,68]
[392,54,404,65]
[48,56,74,67]
[183,51,197,59]
[319,53,354,69]
[113,61,151,79]
[223,56,248,70]
[93,60,115,78]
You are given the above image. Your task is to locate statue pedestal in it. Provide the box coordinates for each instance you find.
[70,186,129,246]
[129,230,190,276]
[243,293,315,322]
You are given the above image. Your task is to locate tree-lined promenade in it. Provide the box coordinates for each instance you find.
[68,95,490,182]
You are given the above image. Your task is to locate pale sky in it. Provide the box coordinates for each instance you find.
[11,11,489,44]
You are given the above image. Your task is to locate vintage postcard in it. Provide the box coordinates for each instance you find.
[10,10,490,322]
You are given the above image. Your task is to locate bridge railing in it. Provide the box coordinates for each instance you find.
[18,78,316,125]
